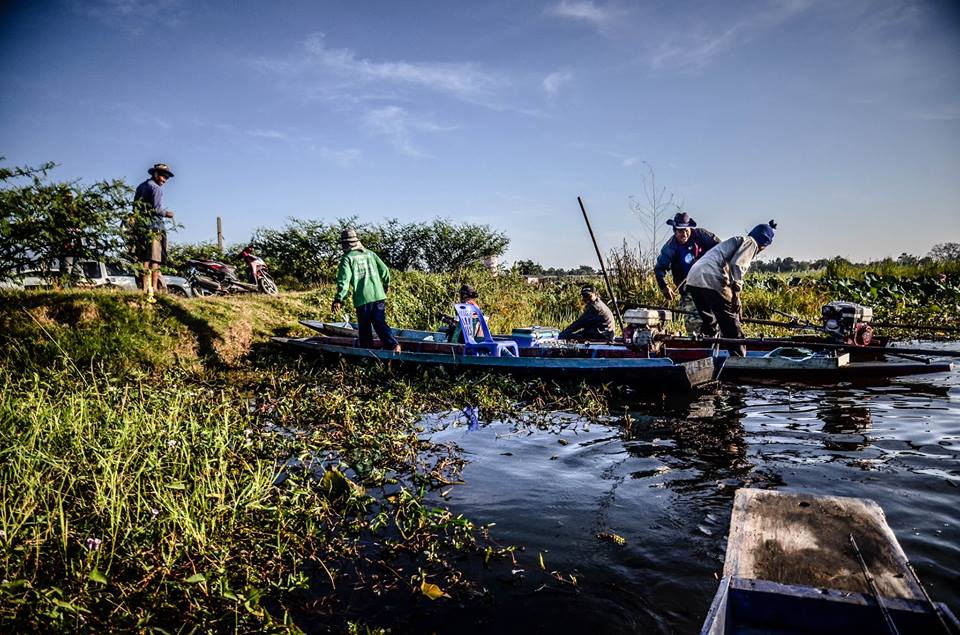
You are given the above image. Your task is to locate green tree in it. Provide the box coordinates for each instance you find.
[0,159,134,280]
[928,242,960,262]
[515,259,544,275]
[248,216,509,286]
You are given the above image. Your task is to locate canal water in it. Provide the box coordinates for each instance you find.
[402,346,960,633]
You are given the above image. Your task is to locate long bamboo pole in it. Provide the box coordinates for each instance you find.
[577,196,623,332]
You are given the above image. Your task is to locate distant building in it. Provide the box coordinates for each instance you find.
[483,255,499,275]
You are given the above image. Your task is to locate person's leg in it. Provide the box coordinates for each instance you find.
[680,290,702,336]
[689,287,718,338]
[370,300,400,351]
[151,264,162,293]
[141,261,152,296]
[701,291,745,357]
[356,302,375,348]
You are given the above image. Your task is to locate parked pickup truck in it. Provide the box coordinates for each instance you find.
[1,260,192,296]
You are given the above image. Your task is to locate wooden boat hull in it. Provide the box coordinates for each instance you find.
[703,576,958,634]
[666,347,954,383]
[274,336,719,392]
[299,322,954,384]
[702,488,960,634]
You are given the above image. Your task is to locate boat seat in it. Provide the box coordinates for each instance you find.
[455,303,519,357]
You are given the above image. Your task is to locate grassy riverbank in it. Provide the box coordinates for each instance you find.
[0,284,607,632]
[2,264,957,631]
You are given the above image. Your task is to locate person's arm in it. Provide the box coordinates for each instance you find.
[699,229,720,249]
[374,252,391,293]
[728,238,758,296]
[331,256,351,311]
[653,242,674,297]
[560,308,591,338]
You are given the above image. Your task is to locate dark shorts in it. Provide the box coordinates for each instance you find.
[137,232,167,265]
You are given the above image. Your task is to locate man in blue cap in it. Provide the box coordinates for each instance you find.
[685,220,777,356]
[654,211,720,334]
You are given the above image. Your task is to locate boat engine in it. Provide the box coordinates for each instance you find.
[821,301,873,346]
[623,308,672,356]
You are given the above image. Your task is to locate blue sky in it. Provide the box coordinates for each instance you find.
[1,0,958,267]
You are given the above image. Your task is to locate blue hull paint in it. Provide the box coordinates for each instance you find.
[275,336,718,391]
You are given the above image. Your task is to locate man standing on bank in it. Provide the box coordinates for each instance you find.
[685,220,777,357]
[654,212,720,334]
[133,163,175,303]
[331,229,402,353]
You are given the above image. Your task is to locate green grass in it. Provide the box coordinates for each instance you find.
[1,262,956,631]
[0,285,607,632]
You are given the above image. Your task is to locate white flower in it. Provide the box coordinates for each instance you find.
[85,537,102,551]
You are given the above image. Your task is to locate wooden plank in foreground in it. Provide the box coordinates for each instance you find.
[723,488,924,600]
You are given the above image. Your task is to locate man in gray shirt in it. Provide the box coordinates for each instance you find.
[559,286,616,343]
[685,220,777,356]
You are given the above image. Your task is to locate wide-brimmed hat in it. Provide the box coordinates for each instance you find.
[148,163,174,178]
[339,228,360,246]
[666,212,696,229]
[459,283,478,299]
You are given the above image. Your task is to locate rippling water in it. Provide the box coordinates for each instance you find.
[405,346,960,634]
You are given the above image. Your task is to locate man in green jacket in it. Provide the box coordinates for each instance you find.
[331,229,401,352]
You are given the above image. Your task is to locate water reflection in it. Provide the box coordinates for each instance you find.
[621,390,751,487]
[305,347,960,634]
[817,394,873,451]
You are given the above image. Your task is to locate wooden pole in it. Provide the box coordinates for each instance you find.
[216,216,223,253]
[577,196,624,332]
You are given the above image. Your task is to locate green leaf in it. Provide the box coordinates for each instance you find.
[320,467,351,502]
[184,573,206,584]
[88,569,109,584]
[166,481,186,490]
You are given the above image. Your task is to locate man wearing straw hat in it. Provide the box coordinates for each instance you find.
[331,229,401,353]
[654,211,720,334]
[132,163,175,303]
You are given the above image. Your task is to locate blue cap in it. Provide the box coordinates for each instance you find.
[748,220,777,247]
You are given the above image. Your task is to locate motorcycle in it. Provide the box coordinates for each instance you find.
[239,244,279,295]
[186,246,279,297]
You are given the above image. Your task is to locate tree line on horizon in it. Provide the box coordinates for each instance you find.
[2,158,958,287]
[0,158,509,286]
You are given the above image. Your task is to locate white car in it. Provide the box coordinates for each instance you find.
[3,260,192,297]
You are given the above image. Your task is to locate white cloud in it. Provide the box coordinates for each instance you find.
[547,1,619,27]
[363,106,452,158]
[248,129,287,140]
[646,0,816,70]
[543,70,573,98]
[253,33,505,104]
[317,147,363,167]
[906,105,960,121]
[72,0,186,33]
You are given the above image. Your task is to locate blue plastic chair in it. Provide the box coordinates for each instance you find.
[454,303,519,357]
